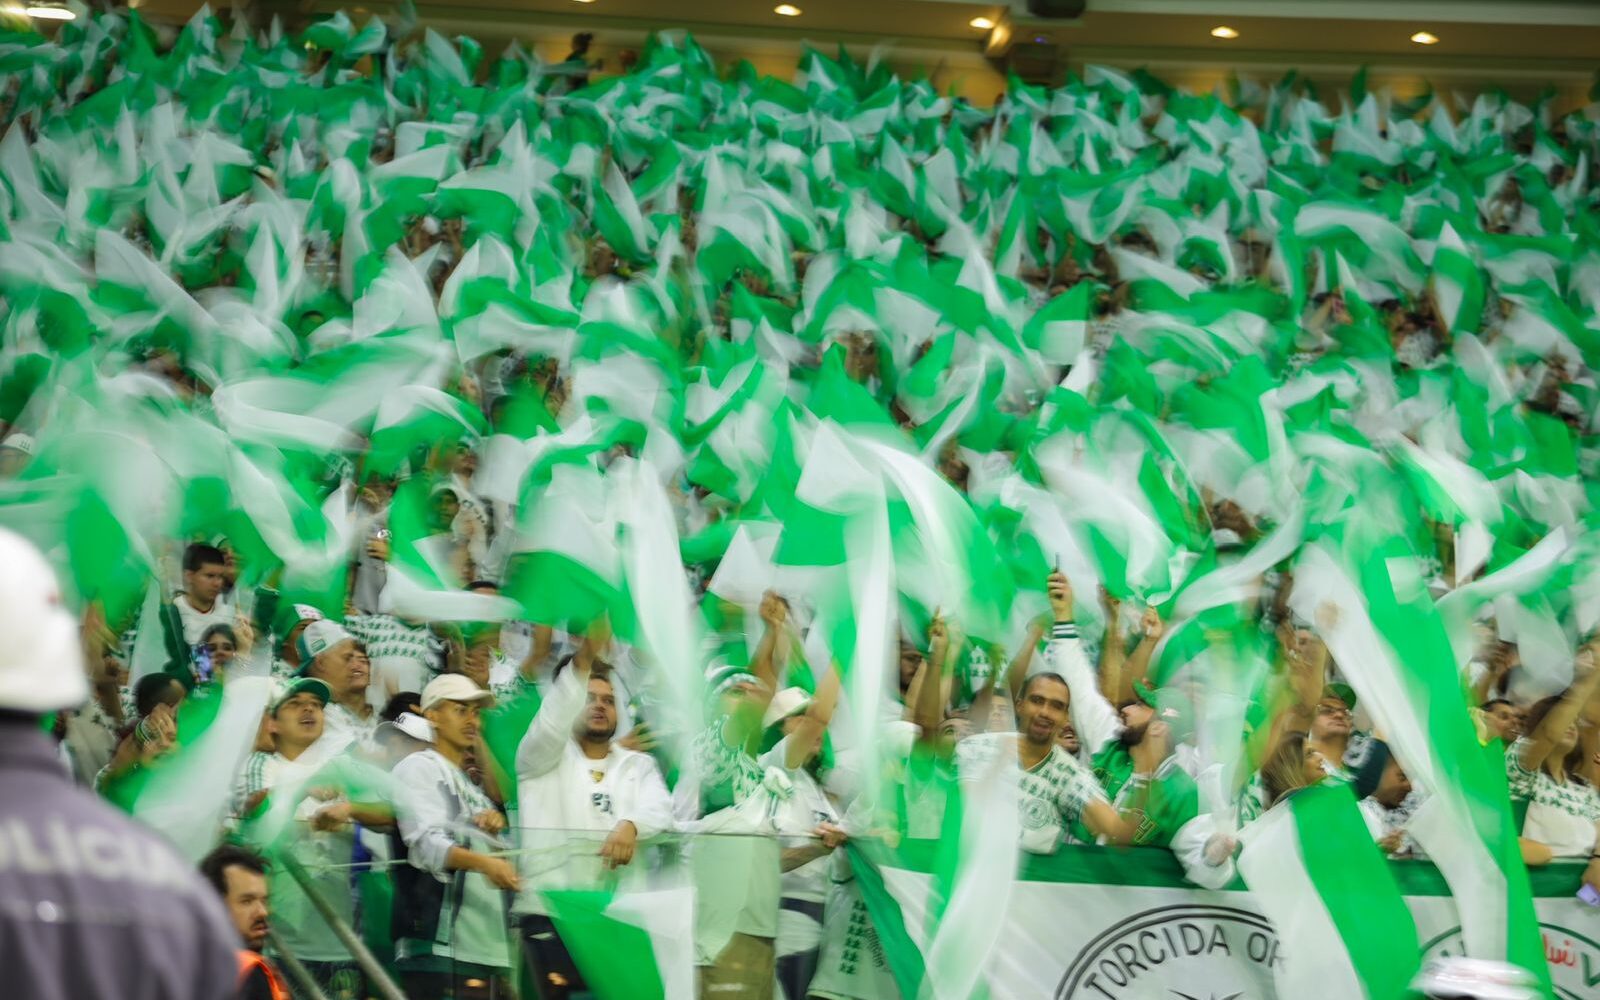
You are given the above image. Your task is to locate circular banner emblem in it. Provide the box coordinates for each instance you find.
[1057,903,1280,999]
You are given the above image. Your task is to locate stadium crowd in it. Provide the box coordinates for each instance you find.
[2,5,1600,1000]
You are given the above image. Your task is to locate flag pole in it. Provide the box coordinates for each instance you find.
[266,930,332,1000]
[278,852,409,1000]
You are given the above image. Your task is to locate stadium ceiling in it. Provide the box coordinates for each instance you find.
[123,0,1600,71]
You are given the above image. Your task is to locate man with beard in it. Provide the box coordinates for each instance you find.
[1057,720,1081,758]
[955,670,1138,853]
[511,631,673,999]
[957,575,1139,853]
[1032,571,1199,847]
[200,845,286,1000]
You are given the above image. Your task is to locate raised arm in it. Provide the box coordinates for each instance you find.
[1520,647,1600,773]
[1005,620,1048,702]
[725,593,788,752]
[515,652,589,779]
[1097,589,1127,703]
[1112,607,1165,707]
[1046,571,1122,757]
[786,665,841,770]
[1277,623,1327,726]
[518,623,555,684]
[910,618,947,743]
[749,592,789,694]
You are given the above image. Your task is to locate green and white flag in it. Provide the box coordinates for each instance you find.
[1236,782,1421,1000]
[543,885,696,1000]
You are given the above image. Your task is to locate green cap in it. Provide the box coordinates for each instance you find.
[271,676,331,714]
[1323,683,1358,712]
[1134,679,1195,743]
[272,602,324,642]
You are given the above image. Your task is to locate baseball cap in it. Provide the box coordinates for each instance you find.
[378,711,435,744]
[0,433,35,456]
[296,620,355,673]
[271,677,331,714]
[0,528,87,713]
[706,661,765,701]
[273,602,324,640]
[1322,683,1358,713]
[419,674,494,712]
[1133,680,1195,743]
[763,687,812,729]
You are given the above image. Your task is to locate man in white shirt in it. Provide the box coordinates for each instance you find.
[174,543,233,645]
[512,644,674,999]
[391,675,520,998]
[298,620,378,755]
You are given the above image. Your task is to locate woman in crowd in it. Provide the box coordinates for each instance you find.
[1506,656,1600,865]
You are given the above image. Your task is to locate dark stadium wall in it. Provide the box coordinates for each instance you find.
[110,0,1600,111]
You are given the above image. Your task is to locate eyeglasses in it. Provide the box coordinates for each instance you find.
[1316,703,1351,716]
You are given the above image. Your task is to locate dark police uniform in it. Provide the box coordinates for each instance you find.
[0,716,241,1000]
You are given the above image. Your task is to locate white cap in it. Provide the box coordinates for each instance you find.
[762,686,812,729]
[419,674,494,712]
[0,433,35,456]
[297,620,355,669]
[389,712,434,743]
[0,528,87,712]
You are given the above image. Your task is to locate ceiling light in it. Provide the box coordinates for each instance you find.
[1210,26,1238,40]
[1410,31,1438,45]
[16,4,76,18]
[970,16,995,30]
[774,3,801,15]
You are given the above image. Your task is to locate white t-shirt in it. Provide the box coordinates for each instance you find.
[174,592,233,646]
[319,701,380,757]
[777,766,839,903]
[1506,739,1600,858]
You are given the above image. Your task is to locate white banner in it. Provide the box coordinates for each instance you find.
[862,851,1597,1000]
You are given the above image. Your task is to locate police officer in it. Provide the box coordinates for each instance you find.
[0,527,240,999]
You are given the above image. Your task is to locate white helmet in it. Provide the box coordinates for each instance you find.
[0,528,87,713]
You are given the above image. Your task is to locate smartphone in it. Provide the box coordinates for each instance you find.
[193,645,215,684]
[1578,883,1600,907]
